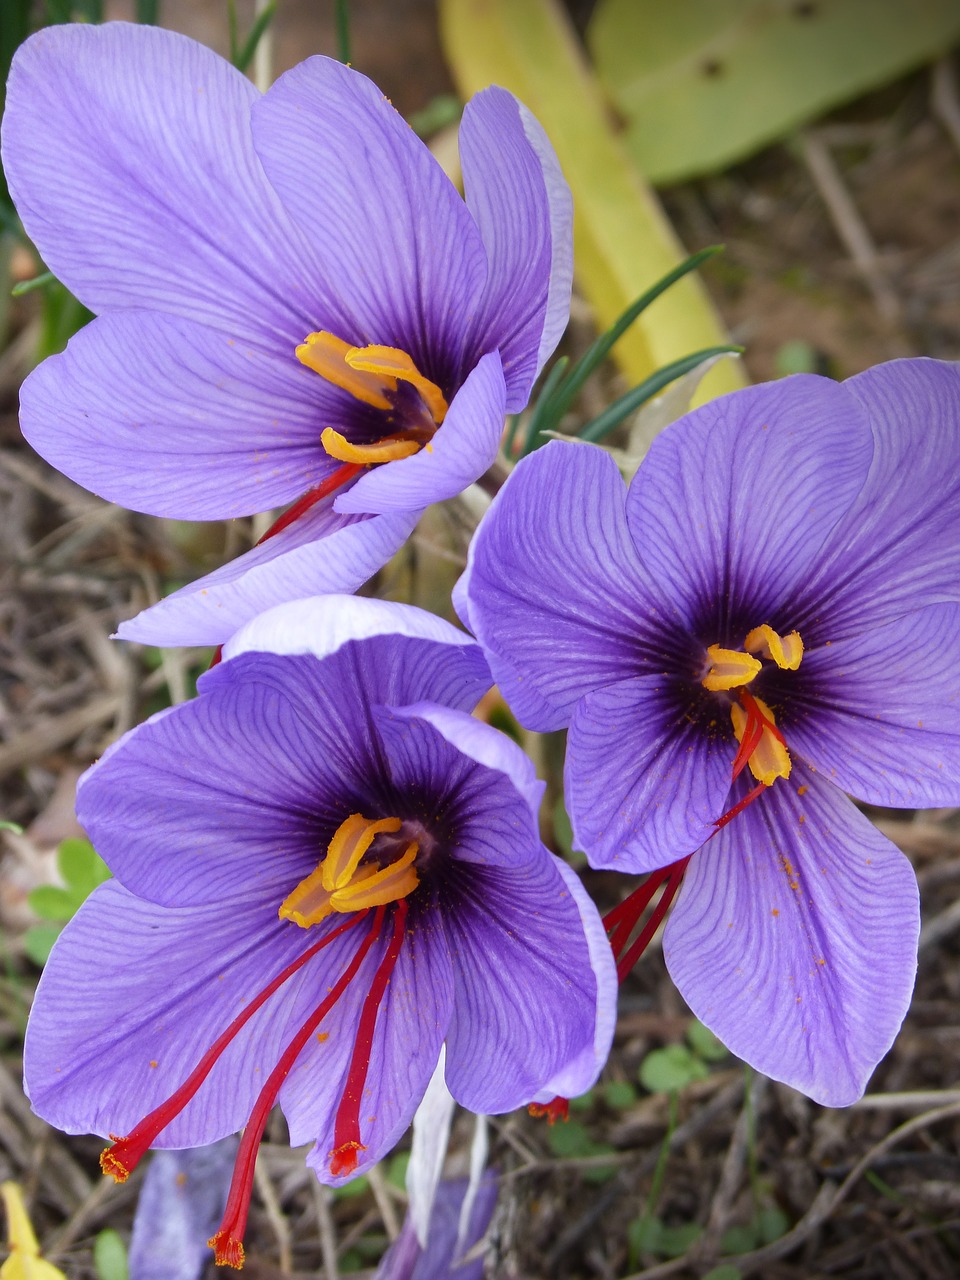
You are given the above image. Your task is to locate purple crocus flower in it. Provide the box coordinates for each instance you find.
[2,22,571,647]
[24,597,615,1269]
[457,359,960,1106]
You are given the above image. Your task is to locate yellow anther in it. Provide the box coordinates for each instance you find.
[296,332,395,410]
[280,814,419,928]
[730,696,791,786]
[320,427,421,465]
[702,645,762,692]
[744,624,804,671]
[323,815,401,890]
[346,344,448,424]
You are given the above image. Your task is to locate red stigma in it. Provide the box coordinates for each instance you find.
[99,911,366,1186]
[529,1096,569,1124]
[257,462,363,545]
[604,858,691,984]
[209,905,390,1262]
[329,899,408,1175]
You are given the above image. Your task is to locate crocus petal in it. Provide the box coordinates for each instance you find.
[625,375,874,628]
[375,1175,498,1280]
[388,701,545,819]
[223,597,491,714]
[566,674,732,872]
[805,358,960,635]
[369,710,613,1108]
[333,353,506,515]
[406,1051,456,1249]
[76,657,351,907]
[2,23,317,343]
[529,857,618,1103]
[24,883,371,1146]
[440,849,612,1113]
[788,603,960,807]
[116,506,419,647]
[251,55,487,375]
[20,309,341,519]
[294,923,454,1185]
[128,1139,238,1280]
[458,440,658,731]
[663,766,919,1107]
[458,87,572,409]
[371,708,542,870]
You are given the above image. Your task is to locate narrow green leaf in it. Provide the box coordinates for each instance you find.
[233,0,277,74]
[335,0,351,64]
[516,354,569,456]
[0,820,23,834]
[12,270,54,297]
[135,0,159,23]
[578,346,742,444]
[543,246,725,426]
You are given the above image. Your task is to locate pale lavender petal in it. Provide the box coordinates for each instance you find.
[226,594,483,667]
[529,857,617,1103]
[787,603,960,807]
[129,1139,238,1280]
[333,354,506,515]
[252,55,487,377]
[626,375,874,628]
[116,506,419,647]
[567,675,732,873]
[664,766,919,1106]
[805,358,960,635]
[20,309,338,519]
[441,848,610,1113]
[24,883,370,1146]
[458,88,572,409]
[76,658,347,907]
[459,441,658,731]
[2,23,321,342]
[388,702,545,819]
[375,1175,498,1280]
[406,1051,455,1249]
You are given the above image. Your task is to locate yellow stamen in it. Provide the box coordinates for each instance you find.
[280,814,419,928]
[744,624,804,671]
[296,332,396,411]
[702,645,762,692]
[730,696,791,786]
[320,427,422,465]
[346,344,448,424]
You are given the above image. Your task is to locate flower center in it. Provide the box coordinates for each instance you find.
[280,813,420,926]
[99,813,423,1270]
[297,330,447,464]
[701,623,803,788]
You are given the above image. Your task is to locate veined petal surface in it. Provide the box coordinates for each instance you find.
[116,506,419,647]
[567,674,732,872]
[458,87,572,409]
[459,441,657,731]
[252,55,487,379]
[787,603,960,807]
[334,353,506,515]
[664,766,919,1106]
[626,375,874,630]
[804,358,960,636]
[20,309,339,519]
[2,22,317,343]
[24,883,374,1147]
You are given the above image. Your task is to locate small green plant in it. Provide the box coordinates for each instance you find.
[25,838,110,965]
